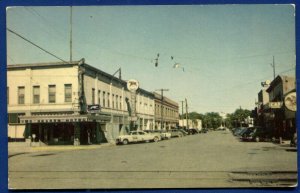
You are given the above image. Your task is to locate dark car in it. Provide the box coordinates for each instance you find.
[239,127,256,139]
[187,128,199,135]
[241,127,269,142]
[233,127,247,136]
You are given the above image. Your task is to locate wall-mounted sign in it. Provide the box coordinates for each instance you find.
[284,92,296,112]
[87,104,101,113]
[268,102,283,109]
[127,79,139,92]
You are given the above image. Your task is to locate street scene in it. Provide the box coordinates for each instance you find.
[6,4,297,189]
[8,130,297,188]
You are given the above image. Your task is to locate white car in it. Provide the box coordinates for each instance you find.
[160,130,171,140]
[116,131,160,145]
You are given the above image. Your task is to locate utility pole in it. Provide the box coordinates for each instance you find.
[179,100,184,119]
[185,98,189,129]
[179,100,184,128]
[70,6,73,62]
[156,89,169,130]
[270,55,276,79]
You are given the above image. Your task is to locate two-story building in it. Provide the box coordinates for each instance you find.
[153,92,179,130]
[265,75,296,141]
[7,59,158,145]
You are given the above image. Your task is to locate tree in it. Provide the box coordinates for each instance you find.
[228,108,251,128]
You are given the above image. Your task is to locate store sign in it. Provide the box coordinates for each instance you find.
[284,92,296,112]
[268,102,283,109]
[87,104,101,113]
[127,79,139,92]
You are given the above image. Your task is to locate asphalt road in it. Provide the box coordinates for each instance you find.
[8,130,298,189]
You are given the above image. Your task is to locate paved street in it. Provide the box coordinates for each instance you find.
[9,130,297,189]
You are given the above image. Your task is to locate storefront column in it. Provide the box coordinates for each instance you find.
[73,122,81,146]
[38,124,42,146]
[95,123,101,144]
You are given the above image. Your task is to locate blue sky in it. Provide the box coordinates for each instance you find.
[6,5,296,114]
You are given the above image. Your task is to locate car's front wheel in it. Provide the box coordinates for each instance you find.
[255,136,260,142]
[122,139,129,145]
[153,136,159,142]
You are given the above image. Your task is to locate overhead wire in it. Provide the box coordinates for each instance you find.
[7,28,67,63]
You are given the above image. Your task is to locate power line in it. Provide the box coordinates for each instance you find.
[7,55,16,64]
[7,28,67,63]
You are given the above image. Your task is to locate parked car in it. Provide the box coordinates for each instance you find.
[116,131,160,145]
[233,127,247,136]
[160,130,172,140]
[187,128,199,135]
[169,129,184,138]
[178,128,189,135]
[241,127,268,142]
[143,130,162,140]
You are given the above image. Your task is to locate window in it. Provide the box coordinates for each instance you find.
[116,95,118,109]
[7,87,9,104]
[102,91,105,107]
[18,86,25,104]
[8,113,25,123]
[98,90,101,105]
[120,96,122,110]
[64,84,72,102]
[112,94,115,109]
[33,86,40,104]
[48,85,56,103]
[92,88,95,104]
[107,92,110,108]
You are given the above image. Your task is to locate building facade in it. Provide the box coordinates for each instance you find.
[154,92,179,130]
[265,75,296,140]
[7,59,164,145]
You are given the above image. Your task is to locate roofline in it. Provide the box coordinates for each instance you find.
[266,75,295,92]
[7,59,85,69]
[6,58,160,98]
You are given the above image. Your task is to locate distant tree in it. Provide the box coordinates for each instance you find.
[228,108,251,128]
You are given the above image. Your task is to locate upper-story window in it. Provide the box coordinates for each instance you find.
[112,94,115,109]
[64,84,72,102]
[102,91,106,107]
[107,92,110,108]
[92,88,95,105]
[33,86,40,104]
[116,95,118,109]
[18,86,25,104]
[98,90,101,105]
[48,85,56,103]
[120,96,122,110]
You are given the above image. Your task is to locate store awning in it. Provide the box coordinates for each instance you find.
[19,113,111,124]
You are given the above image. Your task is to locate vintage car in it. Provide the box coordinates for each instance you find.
[116,131,160,145]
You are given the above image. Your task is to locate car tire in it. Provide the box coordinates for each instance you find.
[122,139,129,145]
[153,136,159,142]
[255,137,260,142]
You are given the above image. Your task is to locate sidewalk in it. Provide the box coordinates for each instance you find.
[8,142,115,157]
